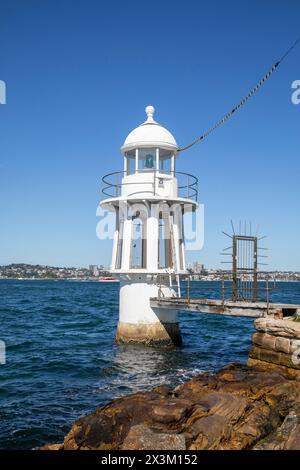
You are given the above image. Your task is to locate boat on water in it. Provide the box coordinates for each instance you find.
[97,277,119,282]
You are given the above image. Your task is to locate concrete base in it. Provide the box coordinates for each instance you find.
[115,321,182,347]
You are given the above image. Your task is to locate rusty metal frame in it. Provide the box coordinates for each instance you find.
[232,234,258,302]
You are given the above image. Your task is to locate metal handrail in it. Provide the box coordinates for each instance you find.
[101,170,198,201]
[182,271,276,305]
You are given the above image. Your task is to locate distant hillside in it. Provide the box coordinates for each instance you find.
[0,264,110,279]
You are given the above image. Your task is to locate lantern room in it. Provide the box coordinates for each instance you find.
[122,105,177,175]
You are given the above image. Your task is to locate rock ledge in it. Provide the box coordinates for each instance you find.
[42,363,300,451]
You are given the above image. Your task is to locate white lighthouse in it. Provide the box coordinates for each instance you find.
[101,106,198,346]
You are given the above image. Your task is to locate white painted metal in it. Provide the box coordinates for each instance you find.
[119,275,177,324]
[122,106,178,152]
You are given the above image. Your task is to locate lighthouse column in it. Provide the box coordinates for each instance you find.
[115,202,181,346]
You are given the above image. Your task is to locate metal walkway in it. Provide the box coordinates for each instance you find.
[150,297,300,318]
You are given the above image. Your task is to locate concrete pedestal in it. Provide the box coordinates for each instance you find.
[115,277,181,347]
[116,320,182,347]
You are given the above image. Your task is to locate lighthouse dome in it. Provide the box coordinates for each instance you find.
[121,106,178,152]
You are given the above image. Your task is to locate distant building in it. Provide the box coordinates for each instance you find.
[89,265,99,276]
[192,262,205,274]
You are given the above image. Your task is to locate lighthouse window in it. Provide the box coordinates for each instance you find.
[159,149,173,174]
[138,148,156,171]
[125,150,135,175]
[130,213,147,269]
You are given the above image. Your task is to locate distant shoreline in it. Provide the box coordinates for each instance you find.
[0,278,299,283]
[0,277,104,281]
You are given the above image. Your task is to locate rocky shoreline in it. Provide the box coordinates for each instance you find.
[42,361,300,451]
[41,316,300,451]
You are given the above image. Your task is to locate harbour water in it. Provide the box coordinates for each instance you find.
[0,280,299,450]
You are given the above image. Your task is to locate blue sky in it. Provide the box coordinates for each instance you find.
[0,0,299,270]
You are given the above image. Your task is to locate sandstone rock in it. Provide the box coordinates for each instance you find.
[248,357,300,378]
[252,332,265,347]
[249,344,300,371]
[227,402,275,450]
[254,406,300,450]
[253,318,268,333]
[258,346,282,365]
[121,424,186,450]
[264,335,276,350]
[290,339,300,353]
[280,350,300,370]
[151,402,189,424]
[254,318,300,339]
[249,345,281,366]
[43,363,300,451]
[275,337,291,354]
[40,443,63,451]
[188,415,229,450]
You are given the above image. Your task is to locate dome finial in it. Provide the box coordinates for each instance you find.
[145,105,155,123]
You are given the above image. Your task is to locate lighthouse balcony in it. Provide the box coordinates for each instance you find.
[101,170,198,202]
